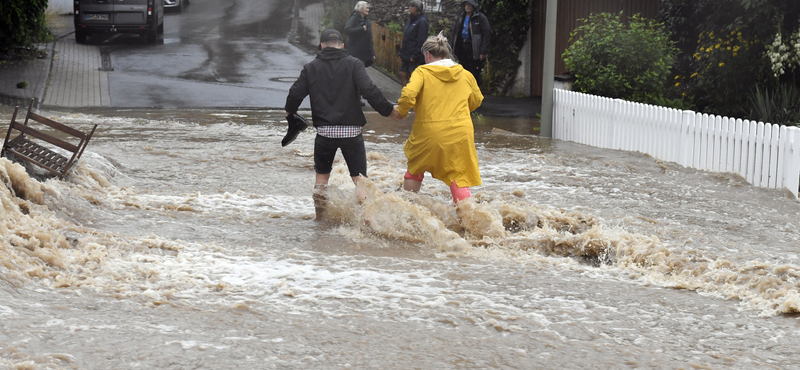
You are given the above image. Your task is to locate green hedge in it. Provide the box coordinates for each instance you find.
[563,12,678,104]
[0,0,50,54]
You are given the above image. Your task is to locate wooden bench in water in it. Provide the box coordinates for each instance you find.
[1,99,97,180]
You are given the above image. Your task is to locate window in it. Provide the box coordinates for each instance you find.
[423,0,441,13]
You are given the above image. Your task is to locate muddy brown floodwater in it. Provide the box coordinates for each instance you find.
[1,107,799,369]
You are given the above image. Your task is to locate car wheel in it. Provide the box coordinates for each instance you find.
[75,30,87,44]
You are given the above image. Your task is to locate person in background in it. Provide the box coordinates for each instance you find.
[285,29,400,219]
[450,0,491,90]
[344,1,375,68]
[398,0,428,87]
[394,32,483,204]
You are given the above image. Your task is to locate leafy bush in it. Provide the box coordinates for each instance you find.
[563,12,678,104]
[661,0,800,117]
[676,29,770,117]
[387,21,403,34]
[0,0,50,54]
[747,84,800,126]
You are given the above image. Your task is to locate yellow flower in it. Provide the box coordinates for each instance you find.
[718,62,725,67]
[682,92,686,96]
[675,82,680,87]
[690,72,698,78]
[733,52,738,56]
[675,75,680,80]
[715,44,720,49]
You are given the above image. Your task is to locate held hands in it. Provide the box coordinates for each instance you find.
[389,105,403,121]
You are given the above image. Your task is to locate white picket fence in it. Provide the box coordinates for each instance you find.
[552,89,800,198]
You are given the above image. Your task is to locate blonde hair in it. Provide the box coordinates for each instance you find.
[421,31,453,60]
[354,1,369,11]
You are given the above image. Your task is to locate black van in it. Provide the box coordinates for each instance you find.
[73,0,164,44]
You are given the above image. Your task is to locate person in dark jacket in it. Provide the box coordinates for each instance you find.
[398,0,428,86]
[285,29,401,218]
[450,0,491,89]
[344,1,375,68]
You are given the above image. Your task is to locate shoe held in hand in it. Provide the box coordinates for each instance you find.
[282,113,310,147]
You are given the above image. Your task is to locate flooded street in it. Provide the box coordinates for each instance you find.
[2,108,800,369]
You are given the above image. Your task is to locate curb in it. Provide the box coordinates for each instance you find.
[35,42,56,107]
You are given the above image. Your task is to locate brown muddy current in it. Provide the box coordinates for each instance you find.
[1,107,799,369]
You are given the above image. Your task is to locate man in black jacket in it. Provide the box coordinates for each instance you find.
[285,29,400,217]
[450,0,491,89]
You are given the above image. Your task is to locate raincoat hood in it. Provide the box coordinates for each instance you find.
[462,0,479,12]
[419,60,464,83]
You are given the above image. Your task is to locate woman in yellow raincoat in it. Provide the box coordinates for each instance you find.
[395,32,484,203]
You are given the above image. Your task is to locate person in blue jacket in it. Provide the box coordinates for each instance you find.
[398,0,429,86]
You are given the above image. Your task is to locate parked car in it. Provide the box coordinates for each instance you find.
[73,0,164,44]
[164,0,189,11]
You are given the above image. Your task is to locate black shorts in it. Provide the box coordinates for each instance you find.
[314,134,367,177]
[400,59,422,73]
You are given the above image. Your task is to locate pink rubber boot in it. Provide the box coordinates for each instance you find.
[450,181,471,203]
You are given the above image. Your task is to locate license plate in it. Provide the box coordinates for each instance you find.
[84,14,109,21]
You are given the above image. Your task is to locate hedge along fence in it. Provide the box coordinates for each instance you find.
[553,89,800,197]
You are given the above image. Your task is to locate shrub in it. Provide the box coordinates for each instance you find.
[0,0,50,54]
[387,21,403,34]
[563,12,678,104]
[747,84,800,126]
[661,0,800,117]
[675,28,770,117]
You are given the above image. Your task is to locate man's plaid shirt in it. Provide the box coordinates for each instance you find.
[316,125,362,138]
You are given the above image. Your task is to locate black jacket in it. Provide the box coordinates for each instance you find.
[399,13,428,62]
[285,48,393,127]
[344,12,375,65]
[451,0,491,60]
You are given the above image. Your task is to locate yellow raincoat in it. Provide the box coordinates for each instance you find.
[397,60,484,188]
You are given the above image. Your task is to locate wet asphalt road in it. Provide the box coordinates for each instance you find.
[90,0,313,108]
